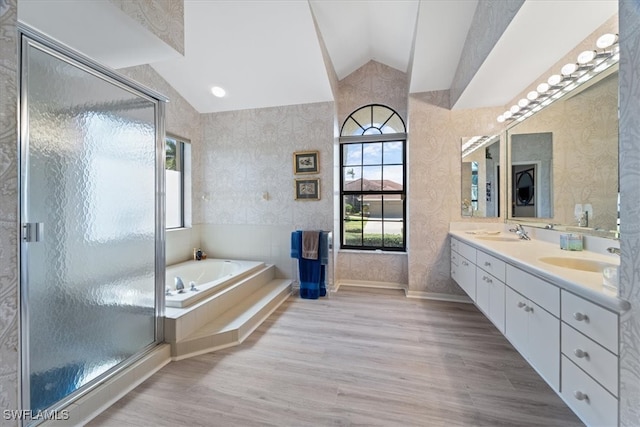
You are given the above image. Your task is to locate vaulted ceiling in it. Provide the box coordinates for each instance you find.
[18,0,618,114]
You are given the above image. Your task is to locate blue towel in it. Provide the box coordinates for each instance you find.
[290,230,301,259]
[320,232,329,265]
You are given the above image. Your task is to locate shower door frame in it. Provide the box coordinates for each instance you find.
[18,25,167,417]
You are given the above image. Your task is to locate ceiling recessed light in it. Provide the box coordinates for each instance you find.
[211,86,226,97]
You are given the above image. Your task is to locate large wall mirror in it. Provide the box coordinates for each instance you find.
[507,64,618,236]
[461,135,500,218]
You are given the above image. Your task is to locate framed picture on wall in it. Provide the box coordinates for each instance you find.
[293,150,319,174]
[295,178,320,200]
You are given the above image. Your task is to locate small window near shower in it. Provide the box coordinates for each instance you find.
[166,134,191,229]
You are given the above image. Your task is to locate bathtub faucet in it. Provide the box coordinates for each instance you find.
[175,276,185,293]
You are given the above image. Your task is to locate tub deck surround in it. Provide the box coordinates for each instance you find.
[448,228,628,313]
[165,259,265,307]
[164,262,292,360]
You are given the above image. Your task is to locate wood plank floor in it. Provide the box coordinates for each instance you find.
[89,287,583,426]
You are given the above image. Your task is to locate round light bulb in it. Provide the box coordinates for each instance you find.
[510,105,520,114]
[527,91,539,101]
[497,115,505,123]
[211,86,226,97]
[577,50,596,64]
[561,63,577,76]
[503,110,512,119]
[596,33,618,49]
[518,98,529,108]
[537,82,550,93]
[547,74,562,86]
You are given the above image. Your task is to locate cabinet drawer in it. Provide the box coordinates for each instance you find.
[451,238,476,263]
[561,323,618,396]
[477,250,506,282]
[451,251,460,267]
[506,265,559,317]
[561,355,618,427]
[561,291,618,354]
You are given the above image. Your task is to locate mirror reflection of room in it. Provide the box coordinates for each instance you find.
[507,66,618,232]
[461,136,500,218]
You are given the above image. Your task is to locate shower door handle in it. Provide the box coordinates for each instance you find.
[23,222,44,242]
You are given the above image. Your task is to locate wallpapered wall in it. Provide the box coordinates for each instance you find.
[619,2,640,424]
[0,0,18,423]
[198,102,335,279]
[408,91,503,297]
[109,0,184,55]
[334,61,409,286]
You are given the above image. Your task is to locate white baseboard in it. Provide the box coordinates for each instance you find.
[405,290,472,303]
[335,280,407,291]
[335,280,472,304]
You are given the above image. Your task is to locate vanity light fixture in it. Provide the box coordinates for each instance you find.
[211,86,226,97]
[596,33,618,49]
[577,50,596,64]
[537,82,550,93]
[461,134,499,158]
[497,32,619,123]
[561,62,578,76]
[547,74,562,86]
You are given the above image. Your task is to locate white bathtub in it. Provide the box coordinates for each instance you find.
[165,259,264,308]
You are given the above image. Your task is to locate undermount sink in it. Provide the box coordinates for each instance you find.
[538,256,616,273]
[476,236,521,242]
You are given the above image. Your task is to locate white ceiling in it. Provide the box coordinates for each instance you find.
[18,0,618,114]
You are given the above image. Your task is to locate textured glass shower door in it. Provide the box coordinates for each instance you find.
[20,34,163,413]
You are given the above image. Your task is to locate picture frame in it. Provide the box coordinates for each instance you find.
[294,178,320,201]
[293,150,319,174]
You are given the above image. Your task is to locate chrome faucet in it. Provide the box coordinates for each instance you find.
[607,247,621,256]
[509,223,531,240]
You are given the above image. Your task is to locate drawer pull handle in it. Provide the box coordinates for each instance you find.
[524,306,533,313]
[574,349,589,359]
[484,261,491,267]
[517,302,526,308]
[483,276,493,283]
[462,261,469,266]
[574,391,589,402]
[573,312,589,322]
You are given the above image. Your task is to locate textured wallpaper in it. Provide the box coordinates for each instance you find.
[408,90,504,295]
[109,0,184,55]
[335,61,410,285]
[0,0,18,423]
[0,0,20,425]
[619,2,640,424]
[450,0,524,107]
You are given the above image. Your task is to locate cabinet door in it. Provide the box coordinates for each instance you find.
[457,256,476,301]
[527,301,560,391]
[475,269,490,315]
[489,279,505,334]
[505,287,528,353]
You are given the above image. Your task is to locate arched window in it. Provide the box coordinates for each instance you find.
[340,105,406,251]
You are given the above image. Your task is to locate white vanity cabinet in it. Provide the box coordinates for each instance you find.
[475,251,506,333]
[449,231,624,426]
[505,265,560,391]
[560,290,619,426]
[450,238,476,301]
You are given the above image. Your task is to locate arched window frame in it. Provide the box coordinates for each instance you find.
[339,104,407,251]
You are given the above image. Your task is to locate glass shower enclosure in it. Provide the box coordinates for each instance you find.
[19,29,165,415]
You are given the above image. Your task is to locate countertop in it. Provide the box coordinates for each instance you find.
[449,229,630,313]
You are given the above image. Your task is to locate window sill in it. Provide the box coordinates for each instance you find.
[338,249,407,255]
